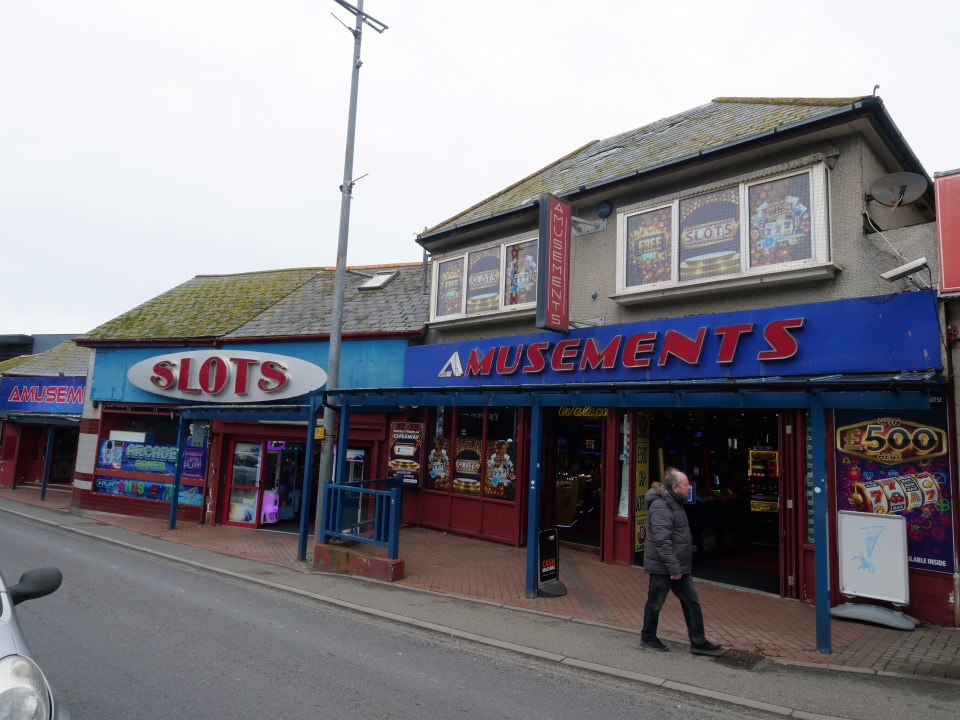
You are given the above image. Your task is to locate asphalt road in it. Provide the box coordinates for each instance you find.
[1,513,782,720]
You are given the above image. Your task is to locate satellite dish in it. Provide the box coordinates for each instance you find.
[867,172,928,208]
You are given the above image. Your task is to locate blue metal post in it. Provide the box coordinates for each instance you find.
[335,403,350,486]
[299,395,321,561]
[40,426,55,501]
[811,393,831,653]
[525,400,543,599]
[388,484,401,559]
[168,415,188,530]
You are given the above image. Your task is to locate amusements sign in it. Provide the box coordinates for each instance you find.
[536,194,571,331]
[389,422,424,485]
[834,395,955,574]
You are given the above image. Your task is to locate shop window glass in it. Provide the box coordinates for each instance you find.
[503,239,538,307]
[626,206,673,287]
[432,238,539,321]
[484,408,517,501]
[466,247,502,314]
[231,441,261,487]
[435,258,465,317]
[748,173,813,268]
[426,407,453,491]
[618,166,828,295]
[453,409,484,496]
[679,187,741,282]
[426,407,519,502]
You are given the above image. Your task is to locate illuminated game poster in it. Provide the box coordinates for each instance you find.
[678,188,741,281]
[436,258,464,316]
[834,396,955,574]
[466,248,501,313]
[626,207,673,287]
[749,173,813,267]
[504,239,538,306]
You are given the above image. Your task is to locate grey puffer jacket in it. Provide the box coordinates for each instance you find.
[642,482,693,576]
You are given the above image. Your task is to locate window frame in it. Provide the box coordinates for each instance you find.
[616,165,830,296]
[431,236,539,321]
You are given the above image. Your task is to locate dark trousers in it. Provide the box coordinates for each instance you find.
[641,572,706,644]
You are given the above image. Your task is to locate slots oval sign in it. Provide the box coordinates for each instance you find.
[127,351,327,403]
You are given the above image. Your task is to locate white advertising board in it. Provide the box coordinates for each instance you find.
[837,511,909,605]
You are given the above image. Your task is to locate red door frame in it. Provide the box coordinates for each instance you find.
[221,437,267,528]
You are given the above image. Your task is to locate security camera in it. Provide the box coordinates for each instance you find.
[881,257,928,282]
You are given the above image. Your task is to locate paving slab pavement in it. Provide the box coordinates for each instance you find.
[1,484,958,719]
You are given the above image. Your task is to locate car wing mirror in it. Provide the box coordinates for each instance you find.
[8,567,63,606]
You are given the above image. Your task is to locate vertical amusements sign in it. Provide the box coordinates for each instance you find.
[536,194,571,332]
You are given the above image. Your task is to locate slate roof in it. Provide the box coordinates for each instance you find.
[420,96,872,237]
[0,341,90,377]
[78,263,429,343]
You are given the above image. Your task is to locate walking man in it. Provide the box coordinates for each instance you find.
[641,467,724,655]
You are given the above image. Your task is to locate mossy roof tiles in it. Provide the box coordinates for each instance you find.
[422,96,870,236]
[78,264,428,343]
[0,341,90,377]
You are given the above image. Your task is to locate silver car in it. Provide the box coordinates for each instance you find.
[0,567,72,719]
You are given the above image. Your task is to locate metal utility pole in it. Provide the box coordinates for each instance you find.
[311,0,387,558]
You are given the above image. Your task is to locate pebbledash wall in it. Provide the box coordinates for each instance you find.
[72,339,411,524]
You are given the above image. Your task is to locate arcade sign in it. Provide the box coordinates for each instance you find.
[128,350,327,403]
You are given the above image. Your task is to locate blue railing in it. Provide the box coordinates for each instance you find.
[321,478,403,559]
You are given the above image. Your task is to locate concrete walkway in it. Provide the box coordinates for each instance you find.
[2,484,958,719]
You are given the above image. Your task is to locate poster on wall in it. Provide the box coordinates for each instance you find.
[635,412,651,553]
[834,395,955,574]
[389,422,424,485]
[678,187,741,281]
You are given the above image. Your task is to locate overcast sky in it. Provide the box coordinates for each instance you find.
[3,0,958,335]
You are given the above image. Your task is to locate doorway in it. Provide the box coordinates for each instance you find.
[644,412,784,594]
[543,409,605,551]
[222,439,310,528]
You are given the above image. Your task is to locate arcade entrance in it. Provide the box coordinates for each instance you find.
[542,408,606,552]
[642,411,791,595]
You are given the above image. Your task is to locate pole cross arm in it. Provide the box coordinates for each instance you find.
[332,0,389,33]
